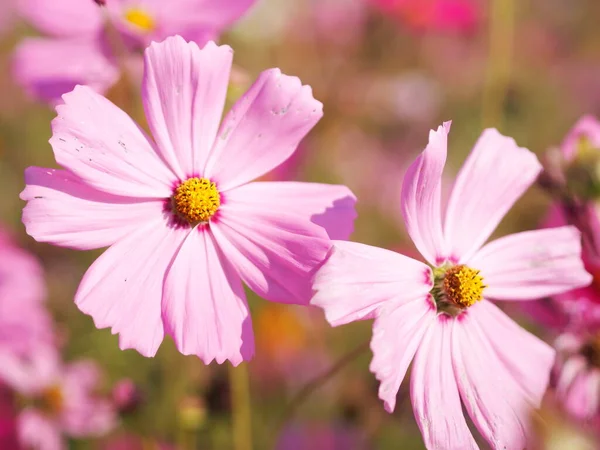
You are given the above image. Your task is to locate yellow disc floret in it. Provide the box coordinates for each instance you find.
[442,265,486,309]
[172,178,221,225]
[41,385,64,414]
[124,8,156,32]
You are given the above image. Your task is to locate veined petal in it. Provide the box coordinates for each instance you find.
[401,122,449,266]
[370,296,436,413]
[472,301,555,405]
[143,36,233,179]
[204,69,323,191]
[311,241,432,326]
[220,181,357,240]
[210,205,330,305]
[410,316,478,450]
[12,38,119,105]
[51,85,175,198]
[75,220,188,357]
[444,129,542,262]
[469,227,592,300]
[162,228,254,365]
[452,308,533,450]
[18,0,103,37]
[21,167,164,250]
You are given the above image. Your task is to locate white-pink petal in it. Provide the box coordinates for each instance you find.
[162,229,254,365]
[211,204,330,305]
[410,316,478,450]
[21,167,164,250]
[452,309,531,450]
[142,37,233,179]
[51,86,175,198]
[204,68,323,191]
[17,0,103,38]
[220,181,357,240]
[369,296,436,413]
[401,122,449,266]
[311,241,432,326]
[469,226,592,300]
[444,128,542,262]
[75,220,188,357]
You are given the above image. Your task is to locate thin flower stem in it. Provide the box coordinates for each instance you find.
[482,0,516,128]
[277,340,371,432]
[229,363,253,450]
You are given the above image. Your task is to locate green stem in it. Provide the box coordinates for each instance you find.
[482,0,516,128]
[229,364,253,450]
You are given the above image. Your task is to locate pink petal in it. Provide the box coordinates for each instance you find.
[221,181,357,240]
[211,204,330,305]
[311,241,432,326]
[369,297,436,413]
[142,36,233,179]
[18,409,63,450]
[162,228,254,365]
[204,69,323,191]
[469,226,592,300]
[75,220,188,357]
[0,346,60,395]
[561,115,600,160]
[410,316,478,450]
[444,129,542,262]
[51,85,176,198]
[473,301,554,405]
[17,0,103,37]
[401,122,449,265]
[452,308,533,450]
[21,167,164,250]
[562,369,600,420]
[12,38,119,105]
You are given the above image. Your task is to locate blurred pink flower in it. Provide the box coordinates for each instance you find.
[312,122,591,449]
[0,0,16,36]
[0,227,53,357]
[21,36,357,364]
[370,0,481,34]
[111,379,142,414]
[277,422,368,450]
[13,0,256,104]
[0,346,116,450]
[553,331,600,423]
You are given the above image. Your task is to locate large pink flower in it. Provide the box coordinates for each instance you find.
[0,227,53,357]
[0,346,115,450]
[13,0,255,104]
[21,36,356,364]
[312,122,591,449]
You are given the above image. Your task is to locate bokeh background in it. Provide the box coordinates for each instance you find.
[1,0,600,448]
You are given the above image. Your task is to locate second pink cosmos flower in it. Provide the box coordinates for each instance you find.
[20,35,356,365]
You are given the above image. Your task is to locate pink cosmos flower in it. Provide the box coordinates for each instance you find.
[21,35,357,364]
[0,227,53,357]
[13,0,255,104]
[312,122,592,449]
[0,346,116,450]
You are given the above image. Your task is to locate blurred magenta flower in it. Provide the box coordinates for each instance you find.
[0,386,19,450]
[312,122,591,449]
[0,346,115,450]
[0,227,53,357]
[111,378,142,414]
[21,36,357,364]
[13,0,256,104]
[277,422,368,450]
[370,0,480,34]
[553,331,600,423]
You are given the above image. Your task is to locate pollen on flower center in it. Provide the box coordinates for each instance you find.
[124,8,155,32]
[41,385,63,414]
[172,178,221,225]
[442,265,486,308]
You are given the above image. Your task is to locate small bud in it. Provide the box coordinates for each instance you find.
[111,379,143,414]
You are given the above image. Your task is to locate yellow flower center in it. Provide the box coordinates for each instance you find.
[172,178,221,225]
[443,265,486,308]
[124,8,155,32]
[41,385,63,414]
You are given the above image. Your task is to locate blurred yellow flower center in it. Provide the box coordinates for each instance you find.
[442,265,486,309]
[173,178,221,224]
[124,8,155,32]
[41,385,63,414]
